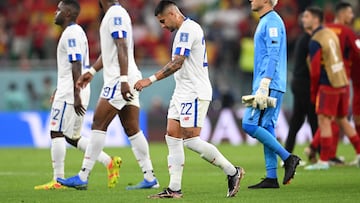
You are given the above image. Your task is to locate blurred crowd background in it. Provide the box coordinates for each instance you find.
[1,0,360,113]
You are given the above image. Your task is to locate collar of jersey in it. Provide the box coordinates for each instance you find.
[68,22,76,27]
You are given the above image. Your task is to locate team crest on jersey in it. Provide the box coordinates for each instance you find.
[114,17,122,25]
[180,32,189,42]
[68,38,76,47]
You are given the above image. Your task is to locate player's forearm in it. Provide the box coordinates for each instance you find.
[153,57,183,81]
[92,55,103,72]
[118,50,128,76]
[72,62,82,96]
[115,38,129,77]
[264,48,279,79]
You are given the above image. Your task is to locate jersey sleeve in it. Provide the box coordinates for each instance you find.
[263,21,283,79]
[346,28,360,56]
[64,30,82,62]
[107,14,127,39]
[173,24,195,57]
[309,40,322,103]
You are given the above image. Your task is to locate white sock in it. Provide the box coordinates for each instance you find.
[79,130,106,181]
[129,131,155,181]
[51,137,66,180]
[165,135,184,191]
[184,136,236,176]
[77,137,111,167]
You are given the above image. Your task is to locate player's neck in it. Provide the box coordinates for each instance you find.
[176,14,186,29]
[64,21,75,28]
[258,5,273,18]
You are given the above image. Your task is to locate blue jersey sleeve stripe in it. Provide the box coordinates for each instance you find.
[111,30,127,39]
[174,47,190,57]
[68,53,82,62]
[203,62,208,67]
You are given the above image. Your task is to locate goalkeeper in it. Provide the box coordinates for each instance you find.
[241,0,301,189]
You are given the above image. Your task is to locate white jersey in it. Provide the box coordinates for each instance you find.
[99,4,141,84]
[172,18,212,101]
[54,23,90,105]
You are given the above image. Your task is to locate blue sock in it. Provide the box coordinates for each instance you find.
[253,126,290,161]
[264,145,277,179]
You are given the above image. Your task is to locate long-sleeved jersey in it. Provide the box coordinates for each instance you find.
[253,10,287,93]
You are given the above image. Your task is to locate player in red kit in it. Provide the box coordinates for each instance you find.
[302,6,360,170]
[305,2,360,166]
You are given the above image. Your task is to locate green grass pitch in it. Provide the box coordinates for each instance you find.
[0,143,359,203]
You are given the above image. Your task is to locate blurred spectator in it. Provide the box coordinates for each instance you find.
[26,81,39,109]
[4,82,28,111]
[0,14,9,61]
[9,4,31,62]
[85,21,101,63]
[277,0,300,54]
[30,13,49,59]
[238,13,256,96]
[40,76,55,110]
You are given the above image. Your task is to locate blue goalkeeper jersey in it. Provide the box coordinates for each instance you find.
[253,10,287,93]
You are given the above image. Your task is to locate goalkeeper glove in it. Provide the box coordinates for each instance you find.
[242,78,277,110]
[254,78,271,110]
[241,95,277,109]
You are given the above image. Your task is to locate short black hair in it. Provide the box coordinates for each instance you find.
[62,0,81,18]
[335,1,352,14]
[154,0,177,16]
[305,6,323,23]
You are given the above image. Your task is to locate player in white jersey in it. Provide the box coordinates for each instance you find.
[57,0,159,190]
[134,1,244,199]
[34,0,121,190]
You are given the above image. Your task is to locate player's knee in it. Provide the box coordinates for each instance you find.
[242,123,258,137]
[123,126,140,136]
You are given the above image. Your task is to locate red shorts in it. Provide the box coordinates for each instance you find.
[315,85,350,117]
[353,83,360,115]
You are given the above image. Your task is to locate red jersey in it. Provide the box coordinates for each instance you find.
[326,23,360,78]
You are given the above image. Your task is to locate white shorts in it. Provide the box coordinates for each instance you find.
[49,100,87,139]
[100,77,140,110]
[167,97,210,128]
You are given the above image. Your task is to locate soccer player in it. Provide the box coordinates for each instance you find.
[57,0,159,190]
[241,0,301,189]
[302,6,360,170]
[134,0,244,198]
[34,0,121,190]
[305,1,360,166]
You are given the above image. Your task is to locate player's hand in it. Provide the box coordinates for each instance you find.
[242,94,277,110]
[134,78,152,91]
[74,94,86,116]
[254,78,271,110]
[76,72,93,89]
[121,82,133,101]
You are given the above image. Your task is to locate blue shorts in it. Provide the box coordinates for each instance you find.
[242,90,283,128]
